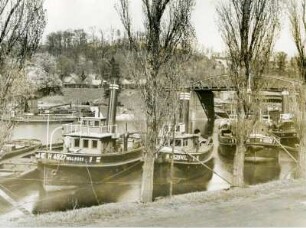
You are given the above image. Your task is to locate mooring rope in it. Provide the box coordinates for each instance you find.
[181,149,232,186]
[271,135,299,164]
[101,160,142,182]
[85,163,99,204]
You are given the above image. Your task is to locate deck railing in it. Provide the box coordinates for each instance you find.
[62,123,118,135]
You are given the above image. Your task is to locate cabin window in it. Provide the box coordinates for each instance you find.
[175,140,182,146]
[95,121,99,126]
[170,139,182,146]
[74,138,80,147]
[92,140,98,148]
[83,139,89,148]
[183,139,188,146]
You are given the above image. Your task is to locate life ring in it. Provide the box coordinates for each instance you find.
[51,169,57,176]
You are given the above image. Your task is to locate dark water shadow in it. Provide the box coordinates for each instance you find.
[33,165,143,214]
[217,147,281,185]
[153,158,214,199]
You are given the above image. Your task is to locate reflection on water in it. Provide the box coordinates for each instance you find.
[11,122,63,145]
[0,118,299,216]
[34,165,143,213]
[244,161,280,185]
[153,158,214,198]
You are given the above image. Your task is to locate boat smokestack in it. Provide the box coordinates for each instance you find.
[107,57,120,133]
[281,90,289,114]
[179,90,190,133]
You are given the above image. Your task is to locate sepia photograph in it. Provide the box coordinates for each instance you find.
[0,0,306,226]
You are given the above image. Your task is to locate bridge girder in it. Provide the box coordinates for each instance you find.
[190,75,302,92]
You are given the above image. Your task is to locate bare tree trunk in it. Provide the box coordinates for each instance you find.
[118,0,195,202]
[217,0,280,187]
[298,84,306,178]
[141,148,155,202]
[233,101,246,187]
[233,140,246,187]
[288,0,306,178]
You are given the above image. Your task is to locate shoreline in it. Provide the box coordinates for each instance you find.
[6,178,306,227]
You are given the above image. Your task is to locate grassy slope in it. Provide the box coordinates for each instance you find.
[7,179,306,227]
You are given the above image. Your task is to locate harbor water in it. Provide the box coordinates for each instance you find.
[0,118,298,218]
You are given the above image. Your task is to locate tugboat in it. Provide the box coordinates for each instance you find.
[154,123,214,196]
[36,59,143,191]
[155,123,213,170]
[153,91,214,197]
[218,118,280,162]
[244,133,280,162]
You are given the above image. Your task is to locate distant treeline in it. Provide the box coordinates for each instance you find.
[30,29,300,97]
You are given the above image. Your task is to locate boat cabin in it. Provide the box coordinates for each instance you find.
[158,134,210,149]
[62,117,119,155]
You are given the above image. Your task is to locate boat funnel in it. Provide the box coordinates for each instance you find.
[107,57,120,133]
[281,90,289,114]
[179,90,190,133]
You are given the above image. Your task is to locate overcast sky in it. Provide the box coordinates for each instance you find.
[43,0,297,56]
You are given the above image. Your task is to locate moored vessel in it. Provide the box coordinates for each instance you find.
[36,117,143,191]
[218,118,281,163]
[271,113,298,145]
[154,123,214,196]
[36,60,144,191]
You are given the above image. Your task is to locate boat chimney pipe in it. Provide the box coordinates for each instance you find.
[179,90,190,133]
[281,90,289,114]
[107,57,120,133]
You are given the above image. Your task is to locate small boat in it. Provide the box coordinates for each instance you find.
[155,123,214,181]
[271,113,298,145]
[0,139,41,183]
[0,139,42,160]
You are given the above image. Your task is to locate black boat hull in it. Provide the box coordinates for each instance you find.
[36,149,143,190]
[218,144,280,163]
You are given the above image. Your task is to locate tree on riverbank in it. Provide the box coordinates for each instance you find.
[0,0,45,147]
[288,0,306,177]
[217,0,280,186]
[117,0,195,202]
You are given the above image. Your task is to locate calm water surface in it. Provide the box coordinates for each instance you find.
[0,118,298,218]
